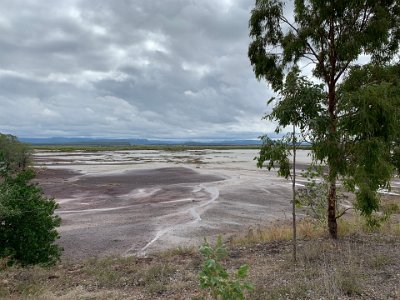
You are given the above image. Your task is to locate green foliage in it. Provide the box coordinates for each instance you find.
[0,134,31,175]
[363,199,399,230]
[0,169,62,265]
[249,0,400,91]
[268,67,325,133]
[199,236,253,300]
[256,67,325,180]
[364,214,388,230]
[249,0,400,235]
[338,64,400,216]
[296,166,328,223]
[256,136,291,179]
[0,133,61,265]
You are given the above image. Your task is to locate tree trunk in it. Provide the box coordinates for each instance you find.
[327,81,338,239]
[292,124,297,262]
[327,176,337,238]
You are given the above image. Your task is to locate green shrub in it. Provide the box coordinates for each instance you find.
[199,236,253,300]
[0,169,62,265]
[0,134,31,175]
[296,166,328,223]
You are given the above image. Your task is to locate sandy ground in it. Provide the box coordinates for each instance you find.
[34,149,399,259]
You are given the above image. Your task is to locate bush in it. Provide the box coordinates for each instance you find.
[0,134,31,174]
[296,166,328,223]
[199,236,253,300]
[0,169,62,265]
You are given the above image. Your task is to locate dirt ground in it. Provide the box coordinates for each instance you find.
[34,149,305,259]
[34,149,400,260]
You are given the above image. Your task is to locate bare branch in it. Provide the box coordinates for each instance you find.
[335,207,353,220]
[303,55,318,64]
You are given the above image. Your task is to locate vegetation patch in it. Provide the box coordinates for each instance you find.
[0,134,62,266]
[0,216,398,299]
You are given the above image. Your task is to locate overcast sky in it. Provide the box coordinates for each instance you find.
[0,0,277,139]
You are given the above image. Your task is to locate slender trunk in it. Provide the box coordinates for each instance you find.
[327,173,337,238]
[292,124,297,262]
[327,82,338,239]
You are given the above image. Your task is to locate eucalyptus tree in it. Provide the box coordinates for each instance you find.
[258,67,324,260]
[249,0,400,238]
[338,63,400,223]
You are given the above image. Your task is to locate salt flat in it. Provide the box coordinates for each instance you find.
[35,149,313,258]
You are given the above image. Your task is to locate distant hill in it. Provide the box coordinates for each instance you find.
[19,137,265,146]
[20,137,133,145]
[182,140,262,146]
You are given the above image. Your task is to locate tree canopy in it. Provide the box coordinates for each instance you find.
[338,63,400,215]
[249,0,400,238]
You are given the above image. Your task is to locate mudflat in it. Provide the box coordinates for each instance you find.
[34,149,312,259]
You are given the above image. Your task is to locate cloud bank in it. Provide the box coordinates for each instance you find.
[0,0,275,139]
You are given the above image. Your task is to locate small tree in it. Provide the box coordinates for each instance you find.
[0,133,62,265]
[0,133,31,174]
[199,236,253,300]
[249,0,400,238]
[296,165,329,223]
[257,68,324,261]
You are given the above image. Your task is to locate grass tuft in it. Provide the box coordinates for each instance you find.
[143,263,176,295]
[231,219,327,246]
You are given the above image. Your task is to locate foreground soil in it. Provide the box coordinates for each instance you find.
[1,229,399,300]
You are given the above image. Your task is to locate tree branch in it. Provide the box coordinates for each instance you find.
[334,6,372,83]
[303,55,318,64]
[335,207,353,220]
[280,15,330,83]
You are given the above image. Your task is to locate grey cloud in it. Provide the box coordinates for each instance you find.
[0,0,273,139]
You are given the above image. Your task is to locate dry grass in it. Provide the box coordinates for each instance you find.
[231,219,326,246]
[1,207,399,299]
[232,195,400,248]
